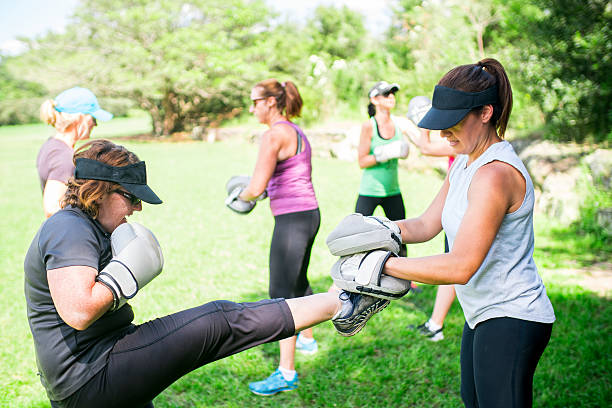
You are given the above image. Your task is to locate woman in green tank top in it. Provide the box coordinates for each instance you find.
[355,81,410,256]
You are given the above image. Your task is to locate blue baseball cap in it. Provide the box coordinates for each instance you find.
[54,87,113,122]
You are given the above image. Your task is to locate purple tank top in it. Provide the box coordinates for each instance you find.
[267,121,319,216]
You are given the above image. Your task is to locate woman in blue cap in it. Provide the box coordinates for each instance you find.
[37,87,113,217]
[379,58,555,407]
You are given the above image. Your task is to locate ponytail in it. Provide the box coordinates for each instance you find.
[253,79,303,119]
[367,103,376,118]
[438,57,513,139]
[40,99,82,133]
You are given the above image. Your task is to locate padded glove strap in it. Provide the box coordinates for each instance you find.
[97,223,164,311]
[330,250,411,300]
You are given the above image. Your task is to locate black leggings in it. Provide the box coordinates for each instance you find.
[355,194,407,256]
[460,317,553,408]
[269,208,320,299]
[52,299,295,408]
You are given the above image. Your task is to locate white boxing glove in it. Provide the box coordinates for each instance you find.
[97,222,164,311]
[373,140,410,163]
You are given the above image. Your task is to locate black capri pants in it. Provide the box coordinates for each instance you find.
[53,299,295,408]
[269,208,320,299]
[460,317,553,408]
[355,193,407,256]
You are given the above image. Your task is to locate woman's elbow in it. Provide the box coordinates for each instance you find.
[59,310,97,331]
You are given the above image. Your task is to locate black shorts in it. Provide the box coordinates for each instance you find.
[269,208,320,299]
[53,298,295,408]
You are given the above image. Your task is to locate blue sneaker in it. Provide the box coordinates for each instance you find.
[295,333,318,355]
[248,369,298,396]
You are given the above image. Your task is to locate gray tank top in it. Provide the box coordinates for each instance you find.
[442,141,555,329]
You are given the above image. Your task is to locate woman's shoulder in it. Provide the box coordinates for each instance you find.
[361,119,374,132]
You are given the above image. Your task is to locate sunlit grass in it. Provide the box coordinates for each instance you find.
[1,121,609,407]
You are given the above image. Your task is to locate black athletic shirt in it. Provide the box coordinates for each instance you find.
[24,206,134,401]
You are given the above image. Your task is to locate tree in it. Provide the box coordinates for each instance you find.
[9,0,272,135]
[502,0,612,142]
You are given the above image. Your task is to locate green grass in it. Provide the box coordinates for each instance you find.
[1,119,610,407]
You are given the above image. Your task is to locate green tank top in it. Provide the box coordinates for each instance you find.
[359,117,403,197]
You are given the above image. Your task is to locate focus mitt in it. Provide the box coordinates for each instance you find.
[326,213,402,256]
[330,250,411,300]
[225,175,266,214]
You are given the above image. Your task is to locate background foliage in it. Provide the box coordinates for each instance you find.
[1,0,610,142]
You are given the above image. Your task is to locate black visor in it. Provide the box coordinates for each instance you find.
[75,158,162,204]
[418,85,498,130]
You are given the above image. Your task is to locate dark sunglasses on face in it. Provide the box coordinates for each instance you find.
[382,91,395,97]
[113,190,141,206]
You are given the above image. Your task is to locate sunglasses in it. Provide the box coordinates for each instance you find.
[113,190,141,206]
[251,97,265,107]
[382,91,396,97]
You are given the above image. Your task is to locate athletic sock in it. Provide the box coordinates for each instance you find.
[278,366,297,381]
[298,334,315,344]
[427,319,443,332]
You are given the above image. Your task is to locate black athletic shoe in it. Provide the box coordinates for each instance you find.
[332,291,390,337]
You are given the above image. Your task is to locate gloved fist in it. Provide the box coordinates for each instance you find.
[374,140,410,163]
[97,222,164,311]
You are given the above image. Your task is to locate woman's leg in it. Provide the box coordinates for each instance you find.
[466,317,553,408]
[380,193,407,257]
[355,194,381,216]
[64,298,297,408]
[256,210,321,391]
[460,322,478,408]
[430,285,456,327]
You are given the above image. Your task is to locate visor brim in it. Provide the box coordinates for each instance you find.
[417,107,470,130]
[120,183,163,204]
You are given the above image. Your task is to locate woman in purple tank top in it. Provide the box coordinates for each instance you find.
[239,79,321,396]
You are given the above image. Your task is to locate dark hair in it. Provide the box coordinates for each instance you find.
[367,103,376,117]
[438,58,513,138]
[254,79,303,119]
[61,140,140,218]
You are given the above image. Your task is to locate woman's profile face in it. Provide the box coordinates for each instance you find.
[96,188,142,233]
[77,114,97,141]
[372,92,396,111]
[439,105,495,156]
[249,87,270,123]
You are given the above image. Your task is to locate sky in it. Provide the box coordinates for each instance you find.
[0,0,393,55]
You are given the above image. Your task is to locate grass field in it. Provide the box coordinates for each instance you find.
[1,118,610,407]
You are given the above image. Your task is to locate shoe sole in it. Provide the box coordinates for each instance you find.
[249,387,297,396]
[296,348,318,355]
[335,299,390,337]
